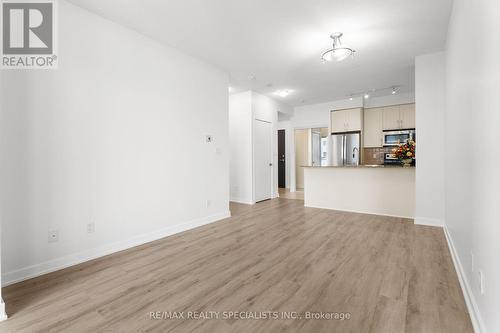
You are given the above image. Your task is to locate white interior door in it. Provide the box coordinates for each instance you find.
[254,120,272,202]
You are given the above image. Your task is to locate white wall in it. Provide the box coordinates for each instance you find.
[252,92,292,199]
[292,97,363,129]
[229,91,290,203]
[0,223,5,320]
[0,0,230,286]
[364,92,415,108]
[0,82,5,320]
[229,92,253,204]
[304,167,416,218]
[414,53,445,226]
[444,0,500,332]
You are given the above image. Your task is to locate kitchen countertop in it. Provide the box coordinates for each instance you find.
[301,164,415,168]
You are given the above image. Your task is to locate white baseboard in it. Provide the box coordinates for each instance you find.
[230,198,255,205]
[2,211,231,287]
[414,217,444,227]
[304,203,414,220]
[443,225,487,333]
[0,300,7,322]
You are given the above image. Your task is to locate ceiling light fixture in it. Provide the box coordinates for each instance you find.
[321,32,356,62]
[364,93,370,99]
[274,89,293,98]
[391,86,398,95]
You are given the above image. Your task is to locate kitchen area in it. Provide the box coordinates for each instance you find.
[302,103,417,218]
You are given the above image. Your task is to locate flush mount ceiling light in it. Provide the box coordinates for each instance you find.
[321,32,356,62]
[274,89,293,98]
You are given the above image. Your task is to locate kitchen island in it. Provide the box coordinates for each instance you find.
[303,165,415,218]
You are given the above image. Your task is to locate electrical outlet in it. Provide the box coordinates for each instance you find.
[87,222,95,234]
[478,270,485,295]
[48,230,59,243]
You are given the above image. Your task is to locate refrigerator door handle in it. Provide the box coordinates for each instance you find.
[343,135,347,165]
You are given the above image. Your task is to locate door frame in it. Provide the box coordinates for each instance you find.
[277,129,286,188]
[291,124,330,192]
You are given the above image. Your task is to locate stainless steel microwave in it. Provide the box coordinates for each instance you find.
[383,129,415,147]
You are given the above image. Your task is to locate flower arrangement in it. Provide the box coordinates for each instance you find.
[393,140,415,165]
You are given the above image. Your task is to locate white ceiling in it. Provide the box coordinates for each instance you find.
[66,0,452,106]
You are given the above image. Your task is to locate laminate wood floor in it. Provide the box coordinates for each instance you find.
[0,198,473,333]
[278,188,304,200]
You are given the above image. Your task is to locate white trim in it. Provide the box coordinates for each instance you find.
[230,199,255,205]
[2,211,231,287]
[304,204,414,220]
[0,300,7,322]
[443,225,487,333]
[414,217,444,227]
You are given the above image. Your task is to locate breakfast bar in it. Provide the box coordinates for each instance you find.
[303,165,415,218]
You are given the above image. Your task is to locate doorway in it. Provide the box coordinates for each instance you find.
[278,129,286,188]
[254,119,273,202]
[311,127,330,166]
[294,127,330,190]
[294,129,309,190]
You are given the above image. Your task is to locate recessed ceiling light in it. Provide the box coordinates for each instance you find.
[364,93,370,99]
[321,32,356,62]
[274,89,293,98]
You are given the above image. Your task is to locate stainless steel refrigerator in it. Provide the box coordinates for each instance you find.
[331,132,360,166]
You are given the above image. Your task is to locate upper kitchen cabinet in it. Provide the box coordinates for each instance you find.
[399,103,416,129]
[363,108,383,147]
[382,103,415,130]
[331,109,348,133]
[381,106,400,130]
[331,108,363,133]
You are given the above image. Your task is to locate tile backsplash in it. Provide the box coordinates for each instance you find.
[363,147,386,165]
